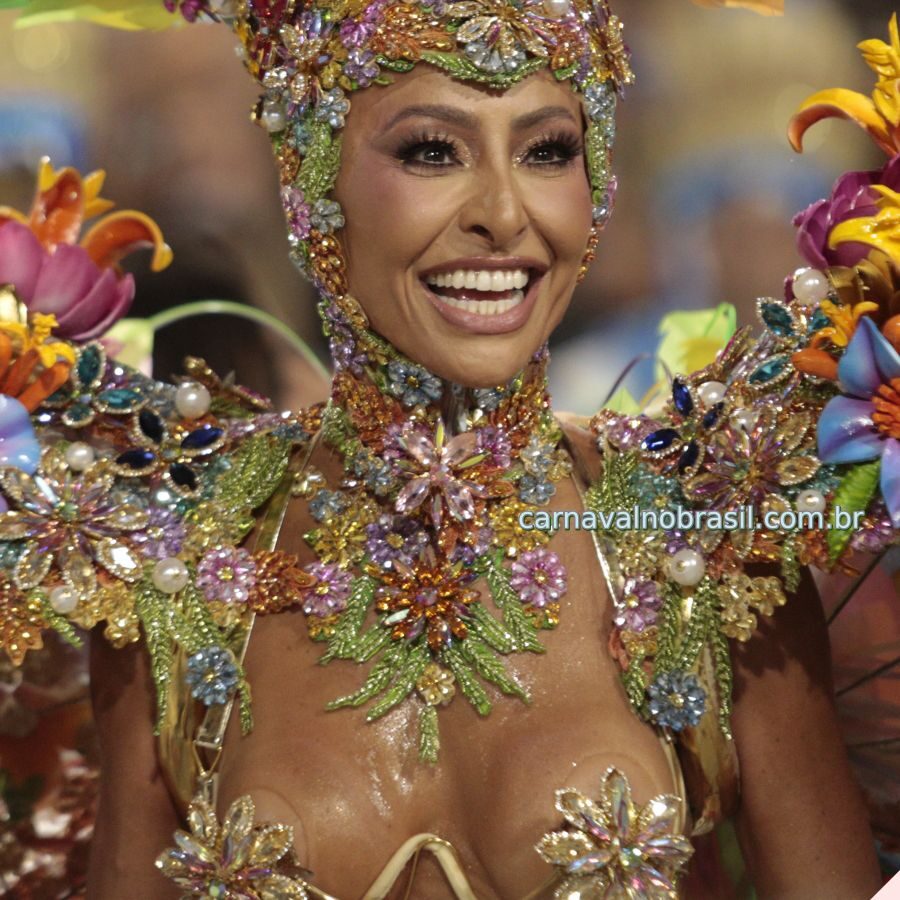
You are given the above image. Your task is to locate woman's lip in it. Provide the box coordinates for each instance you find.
[421,272,544,335]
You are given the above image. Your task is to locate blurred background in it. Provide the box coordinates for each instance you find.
[0,0,887,413]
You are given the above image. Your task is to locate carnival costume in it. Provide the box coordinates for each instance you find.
[1,0,899,896]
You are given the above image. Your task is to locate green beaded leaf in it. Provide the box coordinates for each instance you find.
[321,575,376,661]
[419,51,547,87]
[444,646,492,716]
[653,582,682,672]
[133,580,175,733]
[459,638,529,702]
[366,641,430,722]
[419,704,440,764]
[480,555,544,652]
[214,434,292,515]
[622,653,647,710]
[710,627,734,738]
[827,459,881,563]
[584,118,611,196]
[297,119,343,204]
[674,579,717,671]
[39,594,82,649]
[326,641,408,710]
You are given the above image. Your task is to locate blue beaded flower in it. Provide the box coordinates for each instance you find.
[647,669,706,731]
[186,647,240,706]
[310,198,345,233]
[518,473,555,506]
[386,360,442,408]
[309,488,349,522]
[314,87,350,129]
[473,386,506,411]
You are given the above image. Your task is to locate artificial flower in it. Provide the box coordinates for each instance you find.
[281,186,312,242]
[197,547,257,604]
[536,767,693,900]
[364,513,429,569]
[509,548,567,608]
[0,159,171,342]
[794,154,900,270]
[0,396,40,482]
[394,422,485,527]
[614,577,662,632]
[0,451,147,595]
[129,506,186,560]
[810,298,880,350]
[789,14,900,158]
[248,551,316,614]
[299,561,352,616]
[156,795,309,898]
[373,552,478,651]
[386,360,442,408]
[308,488,349,522]
[415,661,456,706]
[185,646,240,706]
[818,316,900,526]
[647,670,706,732]
[828,184,900,268]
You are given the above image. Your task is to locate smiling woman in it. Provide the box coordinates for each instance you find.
[333,68,593,385]
[0,0,898,898]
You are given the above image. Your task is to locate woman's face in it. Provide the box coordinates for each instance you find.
[332,66,594,388]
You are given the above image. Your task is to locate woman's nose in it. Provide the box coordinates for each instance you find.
[457,165,529,249]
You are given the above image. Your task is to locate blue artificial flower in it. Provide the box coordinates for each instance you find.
[647,669,706,731]
[473,386,506,411]
[386,360,442,408]
[0,395,40,480]
[310,198,345,234]
[518,473,556,506]
[314,87,350,129]
[352,451,394,496]
[309,488,349,522]
[186,646,240,706]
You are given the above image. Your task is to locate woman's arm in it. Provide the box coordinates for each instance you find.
[87,635,181,898]
[730,567,883,900]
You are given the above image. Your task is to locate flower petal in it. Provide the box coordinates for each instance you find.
[53,267,133,341]
[30,244,98,316]
[817,396,882,464]
[788,89,893,157]
[535,828,597,866]
[79,209,173,272]
[0,222,45,304]
[838,317,900,398]
[0,396,39,474]
[881,439,900,528]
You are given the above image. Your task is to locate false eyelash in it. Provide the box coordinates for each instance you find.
[396,130,462,165]
[521,130,584,164]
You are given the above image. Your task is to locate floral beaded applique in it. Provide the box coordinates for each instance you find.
[285,352,575,761]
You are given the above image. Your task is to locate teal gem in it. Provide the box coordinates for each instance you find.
[63,402,94,427]
[749,355,789,384]
[761,302,795,338]
[76,343,104,387]
[808,308,830,333]
[97,388,142,411]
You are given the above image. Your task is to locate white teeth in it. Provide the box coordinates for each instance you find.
[425,268,532,293]
[433,289,525,315]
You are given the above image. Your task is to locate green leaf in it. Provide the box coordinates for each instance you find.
[710,627,734,739]
[420,51,546,87]
[298,120,343,204]
[653,583,682,672]
[39,595,82,649]
[654,303,737,385]
[469,603,516,653]
[418,704,440,764]
[827,459,881,563]
[460,638,529,702]
[326,641,408,710]
[444,646,492,716]
[366,642,430,721]
[322,575,375,662]
[481,556,543,653]
[133,580,174,733]
[674,579,716,671]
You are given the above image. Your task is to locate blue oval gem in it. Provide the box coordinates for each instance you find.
[170,463,198,491]
[99,388,142,412]
[116,448,156,471]
[76,344,103,387]
[677,441,699,472]
[672,379,693,416]
[702,402,723,429]
[181,426,223,452]
[139,409,165,443]
[641,428,680,453]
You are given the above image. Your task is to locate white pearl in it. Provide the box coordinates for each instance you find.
[175,382,212,420]
[65,442,95,472]
[543,0,570,16]
[49,585,79,614]
[261,101,286,133]
[152,557,189,594]
[792,267,829,307]
[697,381,726,407]
[667,549,706,586]
[730,408,757,432]
[796,489,826,515]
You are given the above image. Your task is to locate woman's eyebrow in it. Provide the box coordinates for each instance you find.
[383,104,577,131]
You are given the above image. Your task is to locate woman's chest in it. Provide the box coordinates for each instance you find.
[215,513,681,898]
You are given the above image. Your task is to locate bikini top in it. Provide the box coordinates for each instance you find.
[154,422,740,898]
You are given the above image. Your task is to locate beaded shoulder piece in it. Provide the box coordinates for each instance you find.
[591,13,900,745]
[0,160,316,737]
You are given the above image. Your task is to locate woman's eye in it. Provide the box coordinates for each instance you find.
[525,140,582,167]
[401,140,459,167]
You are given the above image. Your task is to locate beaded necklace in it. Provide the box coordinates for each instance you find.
[276,301,574,760]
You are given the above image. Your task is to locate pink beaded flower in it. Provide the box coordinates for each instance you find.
[509,548,567,607]
[300,561,352,617]
[197,547,257,603]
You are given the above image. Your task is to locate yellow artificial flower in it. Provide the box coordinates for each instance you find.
[789,14,900,157]
[0,313,75,366]
[829,185,900,269]
[810,299,880,349]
